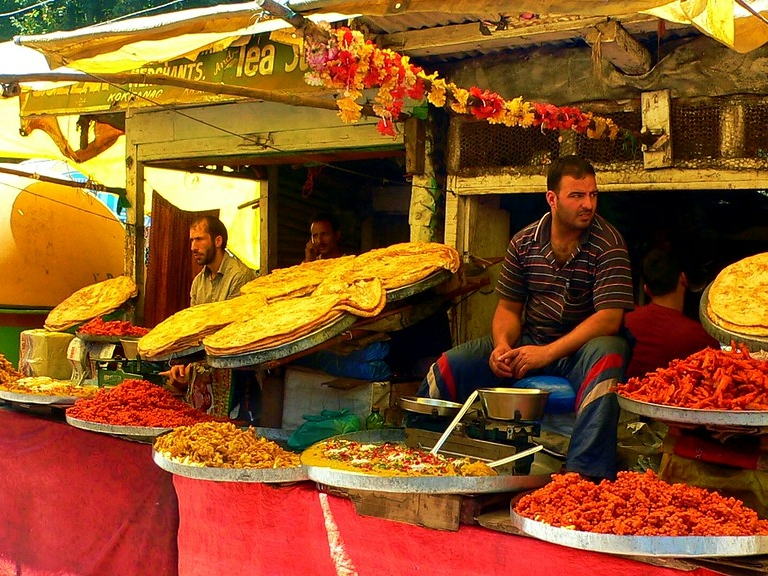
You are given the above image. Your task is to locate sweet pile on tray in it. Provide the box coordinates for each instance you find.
[515,470,768,536]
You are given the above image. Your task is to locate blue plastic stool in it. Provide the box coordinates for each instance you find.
[514,375,575,414]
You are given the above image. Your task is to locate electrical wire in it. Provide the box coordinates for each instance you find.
[83,69,451,196]
[0,0,55,18]
[99,0,189,25]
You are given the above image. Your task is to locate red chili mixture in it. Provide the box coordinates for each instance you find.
[79,317,149,337]
[617,344,768,410]
[66,379,217,428]
[515,470,768,536]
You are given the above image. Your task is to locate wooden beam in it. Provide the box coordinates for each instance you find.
[378,16,609,57]
[584,20,652,75]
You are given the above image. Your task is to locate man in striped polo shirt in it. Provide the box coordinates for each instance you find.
[420,155,634,480]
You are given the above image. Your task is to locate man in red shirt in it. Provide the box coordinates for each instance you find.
[624,249,720,379]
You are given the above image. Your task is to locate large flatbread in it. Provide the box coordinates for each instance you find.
[313,276,386,317]
[708,253,768,336]
[240,256,355,301]
[204,293,346,356]
[346,242,461,289]
[45,276,138,331]
[138,292,267,358]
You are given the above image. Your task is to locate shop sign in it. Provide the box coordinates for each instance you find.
[20,33,318,116]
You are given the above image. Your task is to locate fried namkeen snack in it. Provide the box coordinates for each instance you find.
[515,470,768,536]
[154,421,300,469]
[617,344,768,410]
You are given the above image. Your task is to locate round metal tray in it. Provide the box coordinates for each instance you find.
[386,269,453,302]
[152,450,309,483]
[399,396,463,417]
[510,510,768,557]
[139,344,205,363]
[700,283,768,352]
[302,428,550,494]
[0,390,80,407]
[617,394,768,427]
[66,414,172,440]
[206,313,357,368]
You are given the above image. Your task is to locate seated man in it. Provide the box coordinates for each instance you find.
[624,248,720,379]
[419,155,634,481]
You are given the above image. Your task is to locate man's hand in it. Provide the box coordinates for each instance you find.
[159,364,191,391]
[304,239,319,262]
[501,345,553,379]
[489,344,516,378]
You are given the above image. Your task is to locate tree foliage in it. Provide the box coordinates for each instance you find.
[0,0,243,41]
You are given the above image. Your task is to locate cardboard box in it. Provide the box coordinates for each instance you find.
[281,367,390,431]
[18,329,75,379]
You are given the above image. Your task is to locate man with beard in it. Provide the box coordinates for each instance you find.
[162,215,256,401]
[419,155,634,481]
[304,212,344,262]
[188,215,256,306]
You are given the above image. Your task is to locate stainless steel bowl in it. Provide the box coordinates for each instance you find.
[399,396,463,417]
[478,388,549,421]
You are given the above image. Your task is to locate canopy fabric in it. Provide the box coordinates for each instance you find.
[644,0,768,53]
[14,3,355,73]
[11,1,768,77]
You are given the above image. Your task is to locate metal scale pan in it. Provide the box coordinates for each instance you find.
[699,283,768,352]
[617,394,768,427]
[206,313,357,369]
[302,429,551,494]
[511,510,768,557]
[385,269,453,302]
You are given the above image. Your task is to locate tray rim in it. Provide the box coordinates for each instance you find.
[0,389,82,406]
[65,414,172,437]
[510,510,768,557]
[617,394,768,427]
[152,449,309,483]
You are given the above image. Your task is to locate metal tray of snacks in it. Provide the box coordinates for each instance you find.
[206,313,357,368]
[66,414,172,440]
[0,390,79,407]
[617,394,768,427]
[152,450,308,483]
[302,428,551,494]
[386,269,453,302]
[510,510,768,557]
[699,283,768,352]
[76,332,141,343]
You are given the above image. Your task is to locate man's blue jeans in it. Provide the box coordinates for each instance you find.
[419,334,631,480]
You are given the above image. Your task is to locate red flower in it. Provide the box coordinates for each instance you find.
[377,118,397,137]
[469,87,504,120]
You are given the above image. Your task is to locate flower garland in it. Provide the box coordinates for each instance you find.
[304,23,620,140]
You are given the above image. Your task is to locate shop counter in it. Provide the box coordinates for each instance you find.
[173,476,722,576]
[0,406,178,576]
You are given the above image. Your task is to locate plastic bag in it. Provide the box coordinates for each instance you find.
[287,409,361,451]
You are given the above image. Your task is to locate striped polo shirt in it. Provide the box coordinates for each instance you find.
[497,212,634,345]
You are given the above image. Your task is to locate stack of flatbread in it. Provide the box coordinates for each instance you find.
[138,292,268,359]
[204,277,388,356]
[45,276,138,332]
[344,242,461,289]
[240,256,356,301]
[707,252,768,337]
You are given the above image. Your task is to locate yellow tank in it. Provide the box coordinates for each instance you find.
[0,173,125,307]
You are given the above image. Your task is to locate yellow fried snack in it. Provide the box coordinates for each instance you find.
[154,421,300,468]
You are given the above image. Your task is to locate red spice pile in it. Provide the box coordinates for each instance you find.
[515,470,768,536]
[66,379,217,428]
[617,344,768,410]
[79,317,149,337]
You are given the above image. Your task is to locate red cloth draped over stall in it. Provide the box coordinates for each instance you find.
[0,408,178,576]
